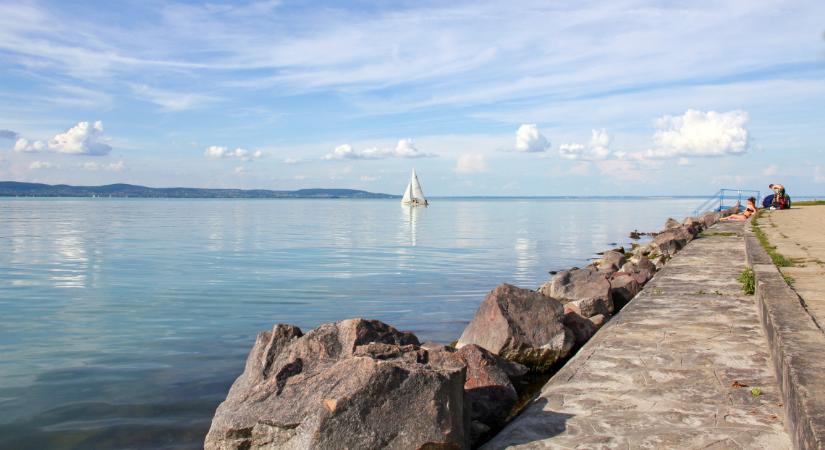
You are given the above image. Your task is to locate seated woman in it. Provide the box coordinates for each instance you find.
[722,197,758,221]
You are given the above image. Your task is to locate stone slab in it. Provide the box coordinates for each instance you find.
[483,222,790,449]
[747,224,825,450]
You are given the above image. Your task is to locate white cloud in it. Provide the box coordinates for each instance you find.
[14,138,47,153]
[762,164,778,176]
[283,157,301,164]
[558,129,612,161]
[80,161,125,171]
[558,143,585,160]
[393,139,430,158]
[360,175,378,181]
[323,140,435,160]
[455,153,487,174]
[589,129,611,160]
[677,157,691,166]
[204,146,263,161]
[645,109,749,159]
[29,160,54,169]
[815,166,825,184]
[233,166,245,175]
[515,124,550,153]
[15,122,113,155]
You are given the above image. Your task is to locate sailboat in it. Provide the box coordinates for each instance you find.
[401,169,428,207]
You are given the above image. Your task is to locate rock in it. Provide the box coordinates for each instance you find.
[599,250,626,273]
[205,319,469,450]
[562,310,598,346]
[589,314,607,328]
[451,344,527,440]
[539,268,613,318]
[649,227,692,258]
[566,297,612,318]
[609,272,642,310]
[683,216,703,232]
[700,211,720,229]
[664,217,682,229]
[457,284,573,369]
[629,230,642,240]
[619,258,656,285]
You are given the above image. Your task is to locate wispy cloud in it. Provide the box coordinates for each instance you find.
[455,154,487,174]
[131,84,217,111]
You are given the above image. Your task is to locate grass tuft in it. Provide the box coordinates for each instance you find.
[793,200,825,206]
[738,268,755,295]
[751,211,792,267]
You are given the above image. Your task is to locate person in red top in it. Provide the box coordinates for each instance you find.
[769,184,789,209]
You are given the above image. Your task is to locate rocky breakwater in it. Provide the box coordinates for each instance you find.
[206,210,723,449]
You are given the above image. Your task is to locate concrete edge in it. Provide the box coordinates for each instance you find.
[745,227,825,450]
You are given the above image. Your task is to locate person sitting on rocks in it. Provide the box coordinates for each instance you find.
[722,197,757,221]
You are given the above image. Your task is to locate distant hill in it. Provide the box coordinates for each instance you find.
[0,182,397,199]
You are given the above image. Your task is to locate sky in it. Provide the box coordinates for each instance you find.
[0,0,824,196]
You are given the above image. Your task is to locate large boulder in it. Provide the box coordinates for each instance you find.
[562,310,598,346]
[664,217,682,229]
[457,284,573,369]
[648,226,693,258]
[609,272,642,310]
[539,267,613,318]
[700,211,721,229]
[205,319,469,450]
[451,345,527,443]
[598,250,626,273]
[620,257,656,285]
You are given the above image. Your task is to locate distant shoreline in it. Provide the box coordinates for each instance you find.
[0,181,396,199]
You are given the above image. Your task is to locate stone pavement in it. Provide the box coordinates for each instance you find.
[483,221,791,449]
[758,205,825,330]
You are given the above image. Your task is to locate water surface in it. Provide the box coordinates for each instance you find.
[0,197,699,449]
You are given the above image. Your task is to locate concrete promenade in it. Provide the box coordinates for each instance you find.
[758,205,825,329]
[484,221,791,449]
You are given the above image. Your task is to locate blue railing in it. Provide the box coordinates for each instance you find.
[692,188,761,216]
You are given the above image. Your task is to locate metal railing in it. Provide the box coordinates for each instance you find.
[692,188,761,216]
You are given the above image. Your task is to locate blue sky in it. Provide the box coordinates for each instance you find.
[1,0,824,196]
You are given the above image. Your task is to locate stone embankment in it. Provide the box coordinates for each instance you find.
[205,210,730,449]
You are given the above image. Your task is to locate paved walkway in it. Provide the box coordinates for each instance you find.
[484,221,790,449]
[758,205,825,330]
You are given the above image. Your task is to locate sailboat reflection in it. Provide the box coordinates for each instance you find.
[401,203,423,247]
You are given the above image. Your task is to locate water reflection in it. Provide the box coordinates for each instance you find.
[400,204,422,247]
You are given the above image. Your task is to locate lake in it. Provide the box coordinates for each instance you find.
[0,197,700,449]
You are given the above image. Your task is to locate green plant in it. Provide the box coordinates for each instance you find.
[751,212,792,267]
[793,200,825,206]
[751,387,762,397]
[783,274,795,286]
[738,268,755,295]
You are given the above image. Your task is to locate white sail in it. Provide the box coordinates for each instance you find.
[401,169,427,206]
[401,181,413,203]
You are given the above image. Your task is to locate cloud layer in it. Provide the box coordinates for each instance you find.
[323,139,435,160]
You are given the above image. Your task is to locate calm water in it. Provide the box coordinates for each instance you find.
[0,197,699,449]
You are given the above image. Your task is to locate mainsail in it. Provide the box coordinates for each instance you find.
[401,169,427,206]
